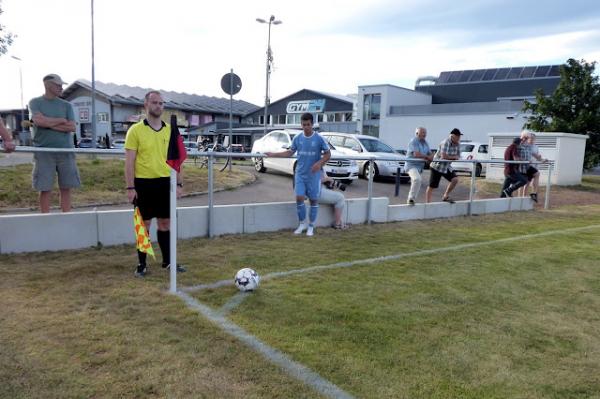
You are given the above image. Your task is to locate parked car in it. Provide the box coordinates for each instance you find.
[451,141,489,177]
[77,138,94,148]
[251,129,359,184]
[112,139,126,149]
[320,132,409,181]
[182,140,197,153]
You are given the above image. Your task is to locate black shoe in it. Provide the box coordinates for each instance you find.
[530,193,538,203]
[407,199,415,206]
[442,196,455,204]
[135,264,147,278]
[162,263,187,273]
[500,191,507,198]
[502,189,512,198]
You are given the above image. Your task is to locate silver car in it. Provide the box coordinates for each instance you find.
[320,132,409,181]
[251,129,359,184]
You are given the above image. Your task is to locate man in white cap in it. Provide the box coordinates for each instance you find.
[29,74,80,213]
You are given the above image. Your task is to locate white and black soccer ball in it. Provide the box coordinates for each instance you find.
[234,268,260,292]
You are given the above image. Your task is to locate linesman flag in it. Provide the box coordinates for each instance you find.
[166,114,187,172]
[133,206,155,259]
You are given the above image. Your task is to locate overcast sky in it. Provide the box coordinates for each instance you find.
[1,0,599,110]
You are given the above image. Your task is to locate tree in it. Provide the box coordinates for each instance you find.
[523,58,600,169]
[0,1,13,56]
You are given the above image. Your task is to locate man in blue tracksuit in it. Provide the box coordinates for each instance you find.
[266,113,331,236]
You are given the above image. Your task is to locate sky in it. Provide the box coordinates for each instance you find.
[1,0,599,110]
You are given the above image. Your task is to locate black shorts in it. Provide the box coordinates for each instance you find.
[429,168,457,189]
[134,177,170,220]
[526,166,538,181]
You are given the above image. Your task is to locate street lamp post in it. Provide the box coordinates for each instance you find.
[256,15,281,136]
[10,56,25,138]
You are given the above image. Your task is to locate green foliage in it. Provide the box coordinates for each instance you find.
[0,1,14,56]
[523,59,600,169]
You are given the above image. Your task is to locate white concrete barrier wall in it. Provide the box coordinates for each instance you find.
[0,197,533,254]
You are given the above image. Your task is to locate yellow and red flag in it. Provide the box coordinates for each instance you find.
[133,207,155,259]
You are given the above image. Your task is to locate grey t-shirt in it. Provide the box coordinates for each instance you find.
[29,96,75,148]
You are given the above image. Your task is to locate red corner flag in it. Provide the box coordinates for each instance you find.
[166,114,187,172]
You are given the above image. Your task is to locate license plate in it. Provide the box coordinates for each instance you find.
[330,168,345,174]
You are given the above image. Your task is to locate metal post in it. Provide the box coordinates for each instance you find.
[468,161,476,215]
[263,22,271,137]
[10,56,25,141]
[394,167,401,197]
[367,159,374,224]
[544,163,552,210]
[208,153,214,237]
[169,169,177,293]
[90,0,97,147]
[229,68,233,172]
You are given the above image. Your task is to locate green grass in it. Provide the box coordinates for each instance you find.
[0,158,253,210]
[2,207,600,398]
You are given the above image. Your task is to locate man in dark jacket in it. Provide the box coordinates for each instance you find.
[500,137,528,198]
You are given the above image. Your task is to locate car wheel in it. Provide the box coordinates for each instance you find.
[253,157,266,173]
[475,163,482,177]
[363,162,379,180]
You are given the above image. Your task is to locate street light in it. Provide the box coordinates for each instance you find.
[10,55,25,136]
[256,15,282,136]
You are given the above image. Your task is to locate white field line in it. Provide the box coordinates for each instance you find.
[182,223,600,295]
[176,291,355,399]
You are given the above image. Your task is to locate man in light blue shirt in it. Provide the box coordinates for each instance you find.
[405,127,433,205]
[266,113,330,236]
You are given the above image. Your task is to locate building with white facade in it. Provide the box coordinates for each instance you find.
[357,65,562,149]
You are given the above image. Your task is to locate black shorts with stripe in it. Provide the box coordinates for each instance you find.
[134,177,170,220]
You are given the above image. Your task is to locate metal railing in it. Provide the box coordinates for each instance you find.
[7,146,552,235]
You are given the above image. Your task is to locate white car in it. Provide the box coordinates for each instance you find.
[320,132,409,181]
[112,139,126,149]
[251,129,359,184]
[451,141,489,177]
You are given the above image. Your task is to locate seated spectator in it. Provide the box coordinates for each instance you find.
[319,173,347,229]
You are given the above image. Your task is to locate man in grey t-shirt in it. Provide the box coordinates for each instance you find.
[405,127,433,205]
[29,74,81,213]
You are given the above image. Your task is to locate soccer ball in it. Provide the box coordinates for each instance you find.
[234,268,260,292]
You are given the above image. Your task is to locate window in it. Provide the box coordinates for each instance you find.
[343,138,360,150]
[286,114,300,125]
[317,113,325,123]
[343,112,353,121]
[277,115,286,124]
[327,135,344,147]
[259,115,264,125]
[97,112,109,123]
[363,94,381,120]
[361,125,379,137]
[479,145,488,154]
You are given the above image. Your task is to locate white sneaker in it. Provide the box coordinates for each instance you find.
[294,223,307,235]
[306,225,315,237]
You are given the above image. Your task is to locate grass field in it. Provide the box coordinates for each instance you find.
[2,206,600,398]
[0,157,253,210]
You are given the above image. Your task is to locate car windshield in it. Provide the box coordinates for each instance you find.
[359,138,394,153]
[460,144,475,152]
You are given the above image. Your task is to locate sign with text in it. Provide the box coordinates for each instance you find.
[286,99,326,114]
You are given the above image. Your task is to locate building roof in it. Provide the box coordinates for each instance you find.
[63,79,260,116]
[420,65,562,86]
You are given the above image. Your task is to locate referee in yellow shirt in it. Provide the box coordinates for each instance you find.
[125,90,185,277]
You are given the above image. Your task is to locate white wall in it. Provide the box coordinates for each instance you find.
[0,197,533,254]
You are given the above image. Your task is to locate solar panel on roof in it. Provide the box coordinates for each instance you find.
[534,65,551,77]
[482,69,497,81]
[447,71,462,83]
[494,68,510,80]
[521,66,536,78]
[548,65,561,76]
[458,70,474,82]
[437,72,451,83]
[507,67,523,79]
[469,69,486,82]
